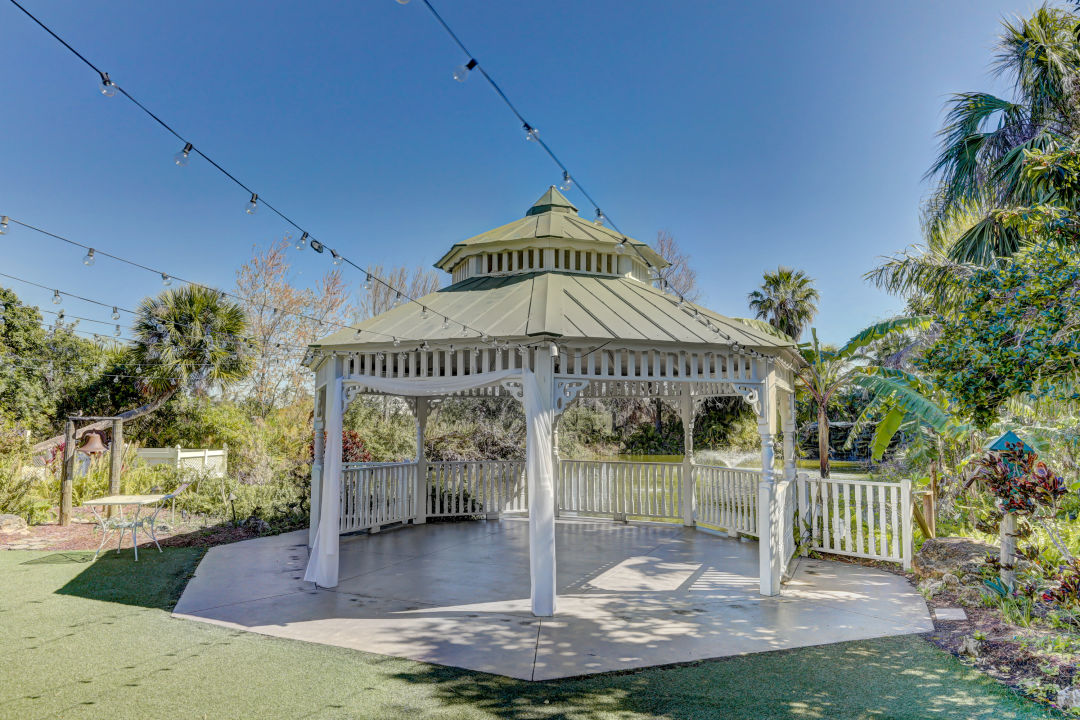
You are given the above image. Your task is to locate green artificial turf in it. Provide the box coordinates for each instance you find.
[0,548,1062,720]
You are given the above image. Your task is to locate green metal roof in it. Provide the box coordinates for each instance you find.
[316,272,799,355]
[434,187,666,271]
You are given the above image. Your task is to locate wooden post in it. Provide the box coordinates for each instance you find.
[60,420,75,526]
[108,419,123,519]
[1000,512,1017,591]
[921,492,935,538]
[929,462,938,537]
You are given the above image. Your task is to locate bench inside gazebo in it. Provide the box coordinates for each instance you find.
[301,187,815,616]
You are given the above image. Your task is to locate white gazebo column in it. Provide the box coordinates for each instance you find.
[526,344,559,616]
[781,390,797,481]
[679,391,695,527]
[309,415,324,549]
[755,372,783,597]
[414,397,429,525]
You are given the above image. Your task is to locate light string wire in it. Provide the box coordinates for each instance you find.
[2,216,384,344]
[0,270,309,353]
[5,0,485,342]
[416,0,665,281]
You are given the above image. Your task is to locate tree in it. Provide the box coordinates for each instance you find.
[0,287,111,437]
[234,240,354,414]
[796,317,932,476]
[747,266,819,341]
[926,5,1080,264]
[655,231,700,302]
[358,264,441,320]
[32,285,253,453]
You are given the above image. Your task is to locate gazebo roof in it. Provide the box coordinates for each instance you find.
[434,187,666,272]
[315,270,798,354]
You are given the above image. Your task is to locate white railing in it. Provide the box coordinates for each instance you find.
[340,461,415,533]
[693,465,760,536]
[426,460,527,518]
[559,459,682,521]
[798,476,912,568]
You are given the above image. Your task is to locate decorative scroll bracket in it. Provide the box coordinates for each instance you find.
[500,379,524,402]
[554,379,590,416]
[733,383,763,418]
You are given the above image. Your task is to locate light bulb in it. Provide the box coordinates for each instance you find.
[615,240,625,254]
[99,73,117,97]
[114,324,121,337]
[0,216,8,234]
[111,307,120,320]
[296,232,309,250]
[364,274,372,291]
[453,58,477,82]
[331,249,343,266]
[246,193,258,215]
[82,248,96,266]
[393,337,401,347]
[420,307,429,320]
[161,273,172,287]
[52,290,62,305]
[442,316,450,330]
[174,142,193,167]
[524,124,539,142]
[595,209,605,226]
[559,171,572,191]
[421,341,430,351]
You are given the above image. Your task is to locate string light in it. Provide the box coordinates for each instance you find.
[113,324,121,337]
[161,273,172,286]
[174,142,193,167]
[420,307,429,320]
[296,232,309,250]
[595,209,605,226]
[5,2,637,343]
[453,58,477,82]
[52,290,61,305]
[0,216,8,234]
[441,316,450,330]
[363,274,373,291]
[559,171,572,192]
[82,248,95,266]
[111,306,120,320]
[330,249,343,266]
[310,239,325,254]
[99,71,116,97]
[615,238,625,253]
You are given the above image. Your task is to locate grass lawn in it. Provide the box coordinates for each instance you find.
[0,548,1063,720]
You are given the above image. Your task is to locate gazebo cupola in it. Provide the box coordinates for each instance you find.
[435,187,666,285]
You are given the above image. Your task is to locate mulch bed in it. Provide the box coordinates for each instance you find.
[0,506,264,552]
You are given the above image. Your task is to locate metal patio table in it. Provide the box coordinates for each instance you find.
[83,494,168,561]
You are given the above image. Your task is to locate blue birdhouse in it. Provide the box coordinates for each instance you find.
[989,431,1036,479]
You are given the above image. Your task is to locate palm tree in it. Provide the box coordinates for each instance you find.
[928,5,1080,263]
[747,266,819,341]
[33,286,252,453]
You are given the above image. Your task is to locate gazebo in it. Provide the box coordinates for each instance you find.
[303,187,804,616]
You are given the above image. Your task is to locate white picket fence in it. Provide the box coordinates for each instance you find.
[559,459,682,521]
[136,446,228,477]
[797,476,913,569]
[693,465,761,536]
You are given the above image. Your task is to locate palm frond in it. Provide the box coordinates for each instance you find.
[839,315,932,356]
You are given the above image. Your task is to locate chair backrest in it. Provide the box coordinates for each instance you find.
[163,482,192,500]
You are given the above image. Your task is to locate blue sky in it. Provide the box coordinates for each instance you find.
[1,0,1034,343]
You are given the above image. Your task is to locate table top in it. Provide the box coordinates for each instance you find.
[82,494,168,506]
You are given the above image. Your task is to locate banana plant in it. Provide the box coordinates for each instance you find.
[795,315,932,477]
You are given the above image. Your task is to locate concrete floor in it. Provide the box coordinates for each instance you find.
[173,518,932,680]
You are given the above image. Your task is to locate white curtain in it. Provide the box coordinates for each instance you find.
[302,368,555,607]
[305,377,343,587]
